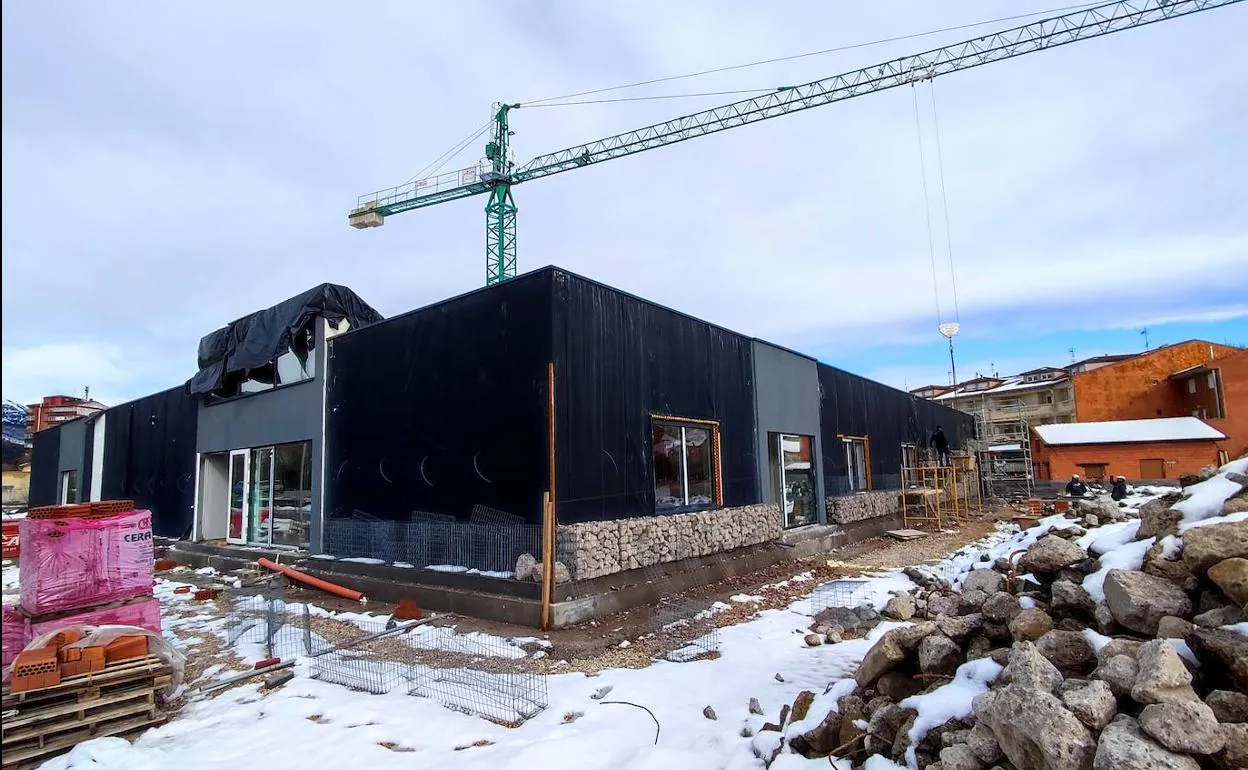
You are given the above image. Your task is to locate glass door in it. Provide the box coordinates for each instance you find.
[227,450,248,543]
[769,433,817,528]
[247,446,274,545]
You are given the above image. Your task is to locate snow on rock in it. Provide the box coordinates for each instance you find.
[1172,457,1248,527]
[899,658,1003,769]
[1082,536,1154,603]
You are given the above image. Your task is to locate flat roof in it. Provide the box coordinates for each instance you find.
[1034,417,1225,446]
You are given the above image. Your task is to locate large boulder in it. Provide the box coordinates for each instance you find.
[1050,580,1096,617]
[1138,498,1183,540]
[1098,637,1144,661]
[1208,690,1248,724]
[982,592,1022,623]
[1142,538,1193,583]
[882,592,917,621]
[1002,642,1063,693]
[1036,630,1096,674]
[1194,605,1244,628]
[1093,715,1200,770]
[1093,654,1138,699]
[938,745,983,770]
[927,593,961,618]
[1138,701,1226,755]
[1010,608,1054,642]
[936,612,984,643]
[1208,557,1248,606]
[791,707,843,756]
[1131,639,1198,705]
[866,703,911,757]
[963,569,1004,595]
[976,683,1096,770]
[1155,615,1195,639]
[1186,628,1248,692]
[1215,723,1248,770]
[1061,679,1117,731]
[514,553,537,581]
[1020,534,1088,574]
[855,622,936,686]
[918,634,962,676]
[1182,521,1248,574]
[966,720,1002,764]
[1103,569,1192,635]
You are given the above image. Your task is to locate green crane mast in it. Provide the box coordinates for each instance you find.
[349,0,1240,286]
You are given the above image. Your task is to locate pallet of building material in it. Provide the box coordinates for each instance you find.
[1,656,171,769]
[884,529,929,542]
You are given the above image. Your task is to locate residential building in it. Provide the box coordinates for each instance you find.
[1071,339,1246,460]
[2,463,30,505]
[25,395,106,440]
[1066,353,1138,375]
[30,268,973,558]
[928,368,1076,444]
[1032,417,1226,481]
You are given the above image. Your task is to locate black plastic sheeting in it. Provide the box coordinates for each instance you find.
[326,272,553,525]
[817,364,975,495]
[101,387,200,538]
[552,271,757,523]
[28,425,62,507]
[188,283,383,395]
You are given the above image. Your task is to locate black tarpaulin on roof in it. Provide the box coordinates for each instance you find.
[188,283,383,395]
[101,387,199,538]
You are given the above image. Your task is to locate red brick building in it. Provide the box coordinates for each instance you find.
[25,395,106,440]
[1032,417,1225,482]
[1071,340,1247,461]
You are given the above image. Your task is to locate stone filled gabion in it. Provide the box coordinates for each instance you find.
[555,503,781,580]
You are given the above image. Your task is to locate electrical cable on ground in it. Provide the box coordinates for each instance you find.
[598,700,661,744]
[521,2,1102,107]
[928,80,961,323]
[912,83,944,332]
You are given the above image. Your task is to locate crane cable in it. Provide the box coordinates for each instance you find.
[912,82,944,332]
[929,81,962,323]
[520,2,1103,107]
[400,119,494,186]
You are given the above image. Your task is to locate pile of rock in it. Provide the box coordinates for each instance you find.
[769,470,1247,770]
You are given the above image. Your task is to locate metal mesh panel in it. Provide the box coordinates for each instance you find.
[322,515,541,576]
[406,626,548,725]
[809,578,874,617]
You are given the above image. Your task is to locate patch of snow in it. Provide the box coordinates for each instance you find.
[1157,535,1182,560]
[1179,511,1248,533]
[1168,639,1200,665]
[392,561,415,569]
[1083,536,1155,603]
[863,753,911,770]
[1223,622,1248,637]
[424,564,513,578]
[731,594,764,603]
[1173,469,1246,527]
[339,557,386,565]
[1083,629,1112,654]
[1034,417,1225,445]
[193,566,218,575]
[307,553,336,560]
[1019,597,1037,610]
[899,658,1003,769]
[1077,521,1140,555]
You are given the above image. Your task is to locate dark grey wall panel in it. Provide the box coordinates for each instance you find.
[29,425,62,506]
[196,381,321,454]
[752,340,823,519]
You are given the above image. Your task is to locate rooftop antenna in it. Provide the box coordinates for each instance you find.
[1141,327,1151,350]
[84,385,90,400]
[939,322,961,387]
[1068,347,1076,364]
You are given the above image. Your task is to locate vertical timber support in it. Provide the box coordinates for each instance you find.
[541,361,556,630]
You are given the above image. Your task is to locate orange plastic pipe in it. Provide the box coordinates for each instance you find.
[257,558,365,602]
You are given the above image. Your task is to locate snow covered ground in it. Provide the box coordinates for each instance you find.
[10,460,1246,770]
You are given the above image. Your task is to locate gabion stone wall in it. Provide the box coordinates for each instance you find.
[556,503,781,580]
[825,490,901,525]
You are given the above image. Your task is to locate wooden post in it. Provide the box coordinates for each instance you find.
[541,492,554,631]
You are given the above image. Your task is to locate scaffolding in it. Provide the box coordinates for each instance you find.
[899,448,980,530]
[971,395,1034,500]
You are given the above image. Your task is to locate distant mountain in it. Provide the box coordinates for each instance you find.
[2,400,28,445]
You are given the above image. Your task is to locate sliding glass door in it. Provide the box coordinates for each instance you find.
[227,450,248,544]
[247,446,274,545]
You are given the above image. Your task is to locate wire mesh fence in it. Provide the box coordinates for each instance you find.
[639,563,721,662]
[220,588,549,724]
[808,578,874,617]
[323,513,542,576]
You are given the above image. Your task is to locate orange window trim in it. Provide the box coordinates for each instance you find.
[837,434,873,491]
[651,414,724,506]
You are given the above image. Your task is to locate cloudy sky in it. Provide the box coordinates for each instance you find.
[3,0,1246,406]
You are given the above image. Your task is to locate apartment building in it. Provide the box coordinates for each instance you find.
[25,395,106,440]
[928,367,1075,444]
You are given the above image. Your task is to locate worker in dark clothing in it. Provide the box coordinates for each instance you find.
[930,426,950,466]
[1065,474,1089,497]
[1111,476,1129,501]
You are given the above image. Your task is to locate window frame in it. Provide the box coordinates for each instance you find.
[207,319,318,404]
[650,415,722,513]
[1078,463,1108,482]
[59,469,79,504]
[840,434,872,492]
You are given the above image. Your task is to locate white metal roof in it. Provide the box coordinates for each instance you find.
[1034,417,1225,446]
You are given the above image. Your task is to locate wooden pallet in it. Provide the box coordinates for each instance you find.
[1,656,172,769]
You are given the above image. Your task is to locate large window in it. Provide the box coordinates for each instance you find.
[226,440,313,548]
[769,433,816,528]
[652,418,719,512]
[60,470,79,504]
[843,436,870,492]
[211,321,316,401]
[272,441,313,548]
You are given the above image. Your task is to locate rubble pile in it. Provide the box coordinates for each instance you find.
[751,460,1248,770]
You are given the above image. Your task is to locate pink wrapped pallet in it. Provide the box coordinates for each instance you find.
[2,603,27,668]
[18,509,154,616]
[28,596,162,638]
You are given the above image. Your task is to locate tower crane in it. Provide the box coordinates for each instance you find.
[349,0,1240,286]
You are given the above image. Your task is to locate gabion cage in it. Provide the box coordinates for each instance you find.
[323,512,541,575]
[808,578,874,617]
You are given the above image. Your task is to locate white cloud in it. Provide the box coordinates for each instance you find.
[2,342,134,406]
